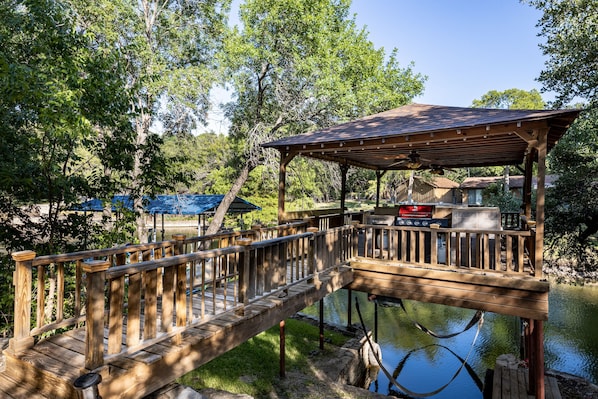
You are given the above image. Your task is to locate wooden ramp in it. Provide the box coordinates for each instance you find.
[492,366,562,399]
[0,266,352,399]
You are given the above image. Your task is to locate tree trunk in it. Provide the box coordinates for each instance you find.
[205,162,252,235]
[407,171,415,203]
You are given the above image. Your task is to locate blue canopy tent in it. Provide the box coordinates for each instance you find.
[74,194,261,240]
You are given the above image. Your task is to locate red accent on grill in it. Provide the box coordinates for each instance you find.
[398,205,433,218]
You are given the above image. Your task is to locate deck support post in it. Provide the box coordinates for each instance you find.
[374,299,379,342]
[8,250,37,354]
[534,129,548,279]
[347,289,352,328]
[319,299,325,350]
[534,319,545,399]
[82,260,110,371]
[279,320,286,378]
[527,319,545,398]
[277,152,295,224]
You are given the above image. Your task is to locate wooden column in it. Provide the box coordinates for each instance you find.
[9,250,37,354]
[523,148,535,220]
[82,260,110,371]
[527,319,545,398]
[340,164,349,219]
[277,152,295,224]
[535,129,548,279]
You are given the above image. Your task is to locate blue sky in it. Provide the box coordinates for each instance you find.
[203,0,549,133]
[349,0,549,106]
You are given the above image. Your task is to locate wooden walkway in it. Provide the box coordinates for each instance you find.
[0,266,353,399]
[492,366,562,399]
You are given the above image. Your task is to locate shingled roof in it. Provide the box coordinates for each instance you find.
[263,104,581,171]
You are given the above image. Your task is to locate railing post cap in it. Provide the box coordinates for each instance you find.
[307,227,319,233]
[82,260,110,273]
[172,234,186,241]
[251,224,262,230]
[11,250,36,262]
[235,238,253,246]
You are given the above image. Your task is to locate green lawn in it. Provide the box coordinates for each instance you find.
[177,318,349,397]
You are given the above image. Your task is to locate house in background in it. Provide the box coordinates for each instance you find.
[396,176,461,204]
[461,175,559,205]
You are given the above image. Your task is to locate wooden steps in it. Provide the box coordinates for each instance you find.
[492,365,562,399]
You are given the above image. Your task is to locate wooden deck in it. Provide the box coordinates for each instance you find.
[0,222,557,398]
[493,366,562,399]
[0,266,353,399]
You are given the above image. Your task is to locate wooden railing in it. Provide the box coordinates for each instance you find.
[356,224,537,276]
[7,225,355,371]
[8,239,183,354]
[501,212,521,230]
[282,209,367,230]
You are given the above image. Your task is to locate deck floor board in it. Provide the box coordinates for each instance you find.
[0,266,352,399]
[492,366,562,399]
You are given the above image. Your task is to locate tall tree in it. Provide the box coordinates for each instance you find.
[470,88,546,188]
[207,0,426,234]
[526,0,597,268]
[527,0,598,107]
[0,0,132,253]
[471,88,545,110]
[70,0,230,242]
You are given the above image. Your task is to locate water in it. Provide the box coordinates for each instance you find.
[301,284,598,398]
[162,228,598,396]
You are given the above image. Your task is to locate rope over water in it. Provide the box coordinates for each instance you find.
[355,297,485,398]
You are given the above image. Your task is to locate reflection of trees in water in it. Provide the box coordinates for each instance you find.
[301,289,521,373]
[387,344,484,398]
[302,285,598,385]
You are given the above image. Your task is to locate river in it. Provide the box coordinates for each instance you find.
[300,283,598,398]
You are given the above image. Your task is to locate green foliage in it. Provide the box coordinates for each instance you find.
[0,0,133,254]
[545,109,598,269]
[525,0,598,269]
[527,0,598,107]
[483,183,522,213]
[471,88,546,110]
[177,318,348,397]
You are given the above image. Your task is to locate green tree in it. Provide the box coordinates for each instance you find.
[70,0,231,242]
[207,0,426,233]
[527,0,598,268]
[544,109,598,269]
[471,88,545,110]
[0,0,131,253]
[470,88,546,204]
[527,0,598,108]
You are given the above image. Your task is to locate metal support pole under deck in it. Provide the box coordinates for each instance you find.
[319,299,324,350]
[347,289,352,328]
[280,320,286,378]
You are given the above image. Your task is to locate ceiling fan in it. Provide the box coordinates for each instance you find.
[389,150,427,169]
[388,150,455,174]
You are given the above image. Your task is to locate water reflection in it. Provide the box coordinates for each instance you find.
[301,284,598,397]
[162,228,598,390]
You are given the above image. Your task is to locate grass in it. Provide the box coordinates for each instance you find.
[177,318,349,398]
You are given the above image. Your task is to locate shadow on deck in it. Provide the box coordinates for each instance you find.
[0,221,553,398]
[2,266,352,399]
